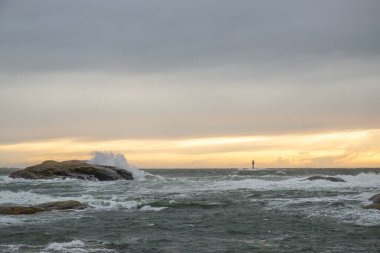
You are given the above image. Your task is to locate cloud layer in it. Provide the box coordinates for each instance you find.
[1,0,380,72]
[0,1,379,166]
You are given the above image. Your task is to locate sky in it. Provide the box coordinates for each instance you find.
[0,0,380,168]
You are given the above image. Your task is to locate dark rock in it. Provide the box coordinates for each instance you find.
[369,193,380,204]
[35,200,87,210]
[9,160,133,181]
[304,176,346,182]
[362,194,380,211]
[0,206,45,215]
[0,200,87,215]
[362,203,380,210]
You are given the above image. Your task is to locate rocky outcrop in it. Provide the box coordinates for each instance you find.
[34,200,86,210]
[9,160,133,181]
[304,176,346,182]
[362,203,380,210]
[0,200,87,215]
[369,193,380,204]
[362,193,380,210]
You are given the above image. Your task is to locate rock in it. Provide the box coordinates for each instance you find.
[362,194,380,211]
[304,176,346,182]
[0,206,45,215]
[35,200,87,210]
[369,193,380,204]
[0,200,87,215]
[9,160,133,181]
[362,203,380,210]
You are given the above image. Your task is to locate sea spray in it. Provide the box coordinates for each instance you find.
[88,152,145,179]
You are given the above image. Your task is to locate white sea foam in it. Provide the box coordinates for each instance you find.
[0,190,145,212]
[139,205,167,211]
[42,240,116,253]
[0,176,81,185]
[88,151,145,180]
[77,194,141,210]
[0,176,17,183]
[0,244,27,253]
[44,240,85,251]
[259,192,380,226]
[0,216,24,227]
[210,172,380,192]
[0,191,59,205]
[1,241,115,253]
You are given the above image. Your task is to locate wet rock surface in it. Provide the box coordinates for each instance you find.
[9,160,133,181]
[362,203,380,210]
[0,200,87,215]
[369,193,380,204]
[362,193,380,210]
[304,176,346,182]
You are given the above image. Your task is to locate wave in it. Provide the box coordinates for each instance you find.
[44,240,86,252]
[1,170,379,229]
[0,176,82,185]
[88,151,146,180]
[139,205,167,211]
[261,193,380,226]
[210,172,380,191]
[0,190,164,212]
[2,173,379,203]
[1,239,130,253]
[0,191,62,205]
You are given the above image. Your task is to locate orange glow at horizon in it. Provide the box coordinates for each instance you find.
[0,129,380,168]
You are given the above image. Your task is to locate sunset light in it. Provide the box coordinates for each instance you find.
[1,129,379,168]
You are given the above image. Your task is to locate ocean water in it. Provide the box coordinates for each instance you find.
[1,168,380,253]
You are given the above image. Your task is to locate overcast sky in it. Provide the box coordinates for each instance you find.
[0,1,379,167]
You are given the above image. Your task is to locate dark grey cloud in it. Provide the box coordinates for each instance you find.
[0,0,379,73]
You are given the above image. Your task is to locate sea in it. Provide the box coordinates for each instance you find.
[1,165,380,252]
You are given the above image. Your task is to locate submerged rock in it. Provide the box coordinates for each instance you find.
[0,206,44,215]
[0,200,87,215]
[362,193,380,211]
[362,203,380,210]
[369,193,380,204]
[9,160,133,181]
[304,176,346,182]
[35,200,87,210]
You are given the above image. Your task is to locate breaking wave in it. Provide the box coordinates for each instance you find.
[211,172,380,191]
[88,151,145,179]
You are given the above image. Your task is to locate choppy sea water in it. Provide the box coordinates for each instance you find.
[0,168,380,253]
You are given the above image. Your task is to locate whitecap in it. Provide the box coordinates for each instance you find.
[0,191,60,205]
[261,193,380,226]
[44,240,85,252]
[88,151,146,180]
[139,205,167,211]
